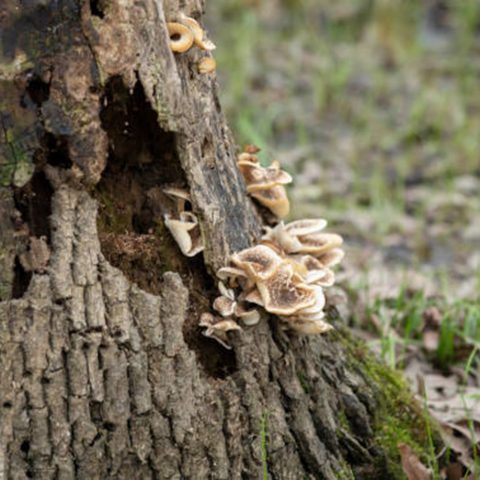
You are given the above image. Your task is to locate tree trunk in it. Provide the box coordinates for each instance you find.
[0,1,439,479]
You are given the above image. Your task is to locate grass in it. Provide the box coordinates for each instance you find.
[208,0,480,475]
[365,285,480,371]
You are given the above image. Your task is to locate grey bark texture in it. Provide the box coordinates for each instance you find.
[0,1,437,479]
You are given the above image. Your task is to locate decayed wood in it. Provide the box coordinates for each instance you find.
[0,1,437,479]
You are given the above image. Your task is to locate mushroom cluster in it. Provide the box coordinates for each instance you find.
[199,281,259,349]
[163,187,204,257]
[201,219,344,347]
[167,14,217,74]
[237,145,292,218]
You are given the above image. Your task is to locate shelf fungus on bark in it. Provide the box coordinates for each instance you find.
[178,13,217,51]
[237,146,292,218]
[200,281,260,348]
[197,57,216,74]
[203,219,344,338]
[167,22,195,53]
[199,313,241,350]
[163,187,204,257]
[168,14,216,54]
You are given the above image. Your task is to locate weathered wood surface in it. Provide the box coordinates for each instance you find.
[0,1,436,479]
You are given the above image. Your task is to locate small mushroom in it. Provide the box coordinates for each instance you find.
[242,287,264,307]
[164,212,204,257]
[218,281,235,300]
[238,162,292,194]
[299,285,325,314]
[167,22,194,53]
[178,14,216,50]
[286,316,333,335]
[163,186,191,212]
[296,232,343,255]
[234,303,261,326]
[237,152,258,164]
[216,266,248,289]
[250,185,290,219]
[231,244,283,281]
[316,248,345,268]
[199,313,241,349]
[213,295,236,317]
[213,282,237,317]
[256,263,316,315]
[262,219,329,254]
[262,222,303,253]
[296,256,336,287]
[198,57,216,74]
[284,218,327,237]
[236,148,292,218]
[244,144,261,154]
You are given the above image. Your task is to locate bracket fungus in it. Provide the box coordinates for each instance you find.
[198,56,217,74]
[163,187,204,257]
[237,146,292,218]
[196,143,344,346]
[178,13,216,51]
[167,22,194,53]
[200,281,260,348]
[201,218,344,344]
[199,313,241,350]
[167,14,216,55]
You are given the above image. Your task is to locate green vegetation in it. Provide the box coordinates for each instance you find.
[209,1,480,475]
[338,329,444,478]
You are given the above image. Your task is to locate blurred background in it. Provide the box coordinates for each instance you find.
[208,0,480,474]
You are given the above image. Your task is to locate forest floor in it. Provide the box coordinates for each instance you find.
[208,1,480,477]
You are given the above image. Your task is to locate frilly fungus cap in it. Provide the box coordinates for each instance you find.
[236,146,292,219]
[163,187,204,257]
[203,218,344,339]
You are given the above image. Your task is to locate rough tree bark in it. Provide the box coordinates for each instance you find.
[0,1,439,479]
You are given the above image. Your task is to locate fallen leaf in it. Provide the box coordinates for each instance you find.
[444,461,464,480]
[398,443,431,480]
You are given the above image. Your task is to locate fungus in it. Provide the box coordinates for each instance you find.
[295,232,343,255]
[231,244,283,281]
[238,160,292,193]
[250,185,290,219]
[242,287,264,307]
[244,144,261,154]
[178,14,216,51]
[204,215,344,336]
[167,22,194,53]
[200,144,344,339]
[199,313,240,349]
[262,219,329,254]
[213,295,236,317]
[212,282,236,317]
[285,316,333,335]
[163,186,191,212]
[198,57,216,74]
[256,263,316,315]
[234,303,261,326]
[163,188,204,257]
[236,146,292,219]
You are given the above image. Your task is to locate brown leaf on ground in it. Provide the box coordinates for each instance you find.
[444,462,465,480]
[398,443,431,480]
